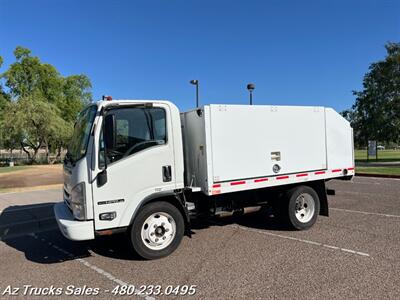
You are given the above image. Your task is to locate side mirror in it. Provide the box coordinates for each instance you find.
[104,114,116,150]
[97,169,108,187]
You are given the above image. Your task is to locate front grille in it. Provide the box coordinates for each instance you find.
[63,188,72,213]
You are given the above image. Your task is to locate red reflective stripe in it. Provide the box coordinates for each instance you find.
[212,184,221,188]
[276,176,289,180]
[315,171,325,175]
[332,169,342,173]
[296,173,308,177]
[254,178,268,183]
[348,167,355,170]
[231,181,246,186]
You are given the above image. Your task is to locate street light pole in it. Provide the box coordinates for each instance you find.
[247,83,255,105]
[190,80,199,107]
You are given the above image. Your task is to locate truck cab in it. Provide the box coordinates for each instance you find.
[55,100,187,259]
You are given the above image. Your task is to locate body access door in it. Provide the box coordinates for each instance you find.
[91,102,183,231]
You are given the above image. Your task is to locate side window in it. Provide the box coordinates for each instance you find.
[100,107,167,166]
[152,108,167,141]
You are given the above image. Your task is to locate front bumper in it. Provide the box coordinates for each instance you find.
[54,202,95,241]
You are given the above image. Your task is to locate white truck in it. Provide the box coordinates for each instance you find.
[55,99,354,259]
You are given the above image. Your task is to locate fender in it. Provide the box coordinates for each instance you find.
[307,180,329,217]
[128,190,191,236]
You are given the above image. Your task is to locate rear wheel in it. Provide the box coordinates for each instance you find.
[282,185,320,230]
[130,201,184,260]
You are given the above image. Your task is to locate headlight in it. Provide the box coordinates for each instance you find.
[71,182,86,220]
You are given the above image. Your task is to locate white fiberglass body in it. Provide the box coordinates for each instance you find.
[181,104,354,195]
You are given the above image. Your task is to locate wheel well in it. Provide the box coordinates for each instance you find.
[131,194,191,236]
[304,180,329,216]
[266,180,328,217]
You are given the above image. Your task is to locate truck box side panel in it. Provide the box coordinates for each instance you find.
[209,105,327,183]
[325,108,354,170]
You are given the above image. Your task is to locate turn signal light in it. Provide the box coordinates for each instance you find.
[99,212,116,221]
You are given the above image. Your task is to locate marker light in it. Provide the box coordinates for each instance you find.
[100,212,116,221]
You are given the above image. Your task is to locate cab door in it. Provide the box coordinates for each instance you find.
[91,104,176,230]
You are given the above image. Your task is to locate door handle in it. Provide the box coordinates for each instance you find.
[162,165,172,182]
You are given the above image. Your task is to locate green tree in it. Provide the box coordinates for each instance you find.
[0,56,10,111]
[2,46,91,115]
[3,94,66,163]
[0,101,24,155]
[0,56,12,149]
[350,42,400,146]
[60,74,92,122]
[0,46,92,163]
[49,119,73,162]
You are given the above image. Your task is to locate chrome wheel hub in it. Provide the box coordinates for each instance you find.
[141,212,176,250]
[294,193,315,223]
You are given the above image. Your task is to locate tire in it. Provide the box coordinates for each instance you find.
[130,201,184,260]
[282,185,320,230]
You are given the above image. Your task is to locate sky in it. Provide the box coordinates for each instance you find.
[1,0,399,112]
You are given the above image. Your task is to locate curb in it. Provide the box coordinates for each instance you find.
[356,173,400,179]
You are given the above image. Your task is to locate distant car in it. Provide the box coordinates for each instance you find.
[377,145,385,150]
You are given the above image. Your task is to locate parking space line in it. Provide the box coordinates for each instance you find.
[221,223,370,258]
[29,233,155,300]
[330,207,400,218]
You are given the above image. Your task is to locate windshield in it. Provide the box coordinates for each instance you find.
[67,105,98,163]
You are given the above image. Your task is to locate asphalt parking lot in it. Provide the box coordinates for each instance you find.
[0,176,399,299]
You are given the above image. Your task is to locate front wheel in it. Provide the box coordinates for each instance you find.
[130,201,184,260]
[283,185,320,230]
